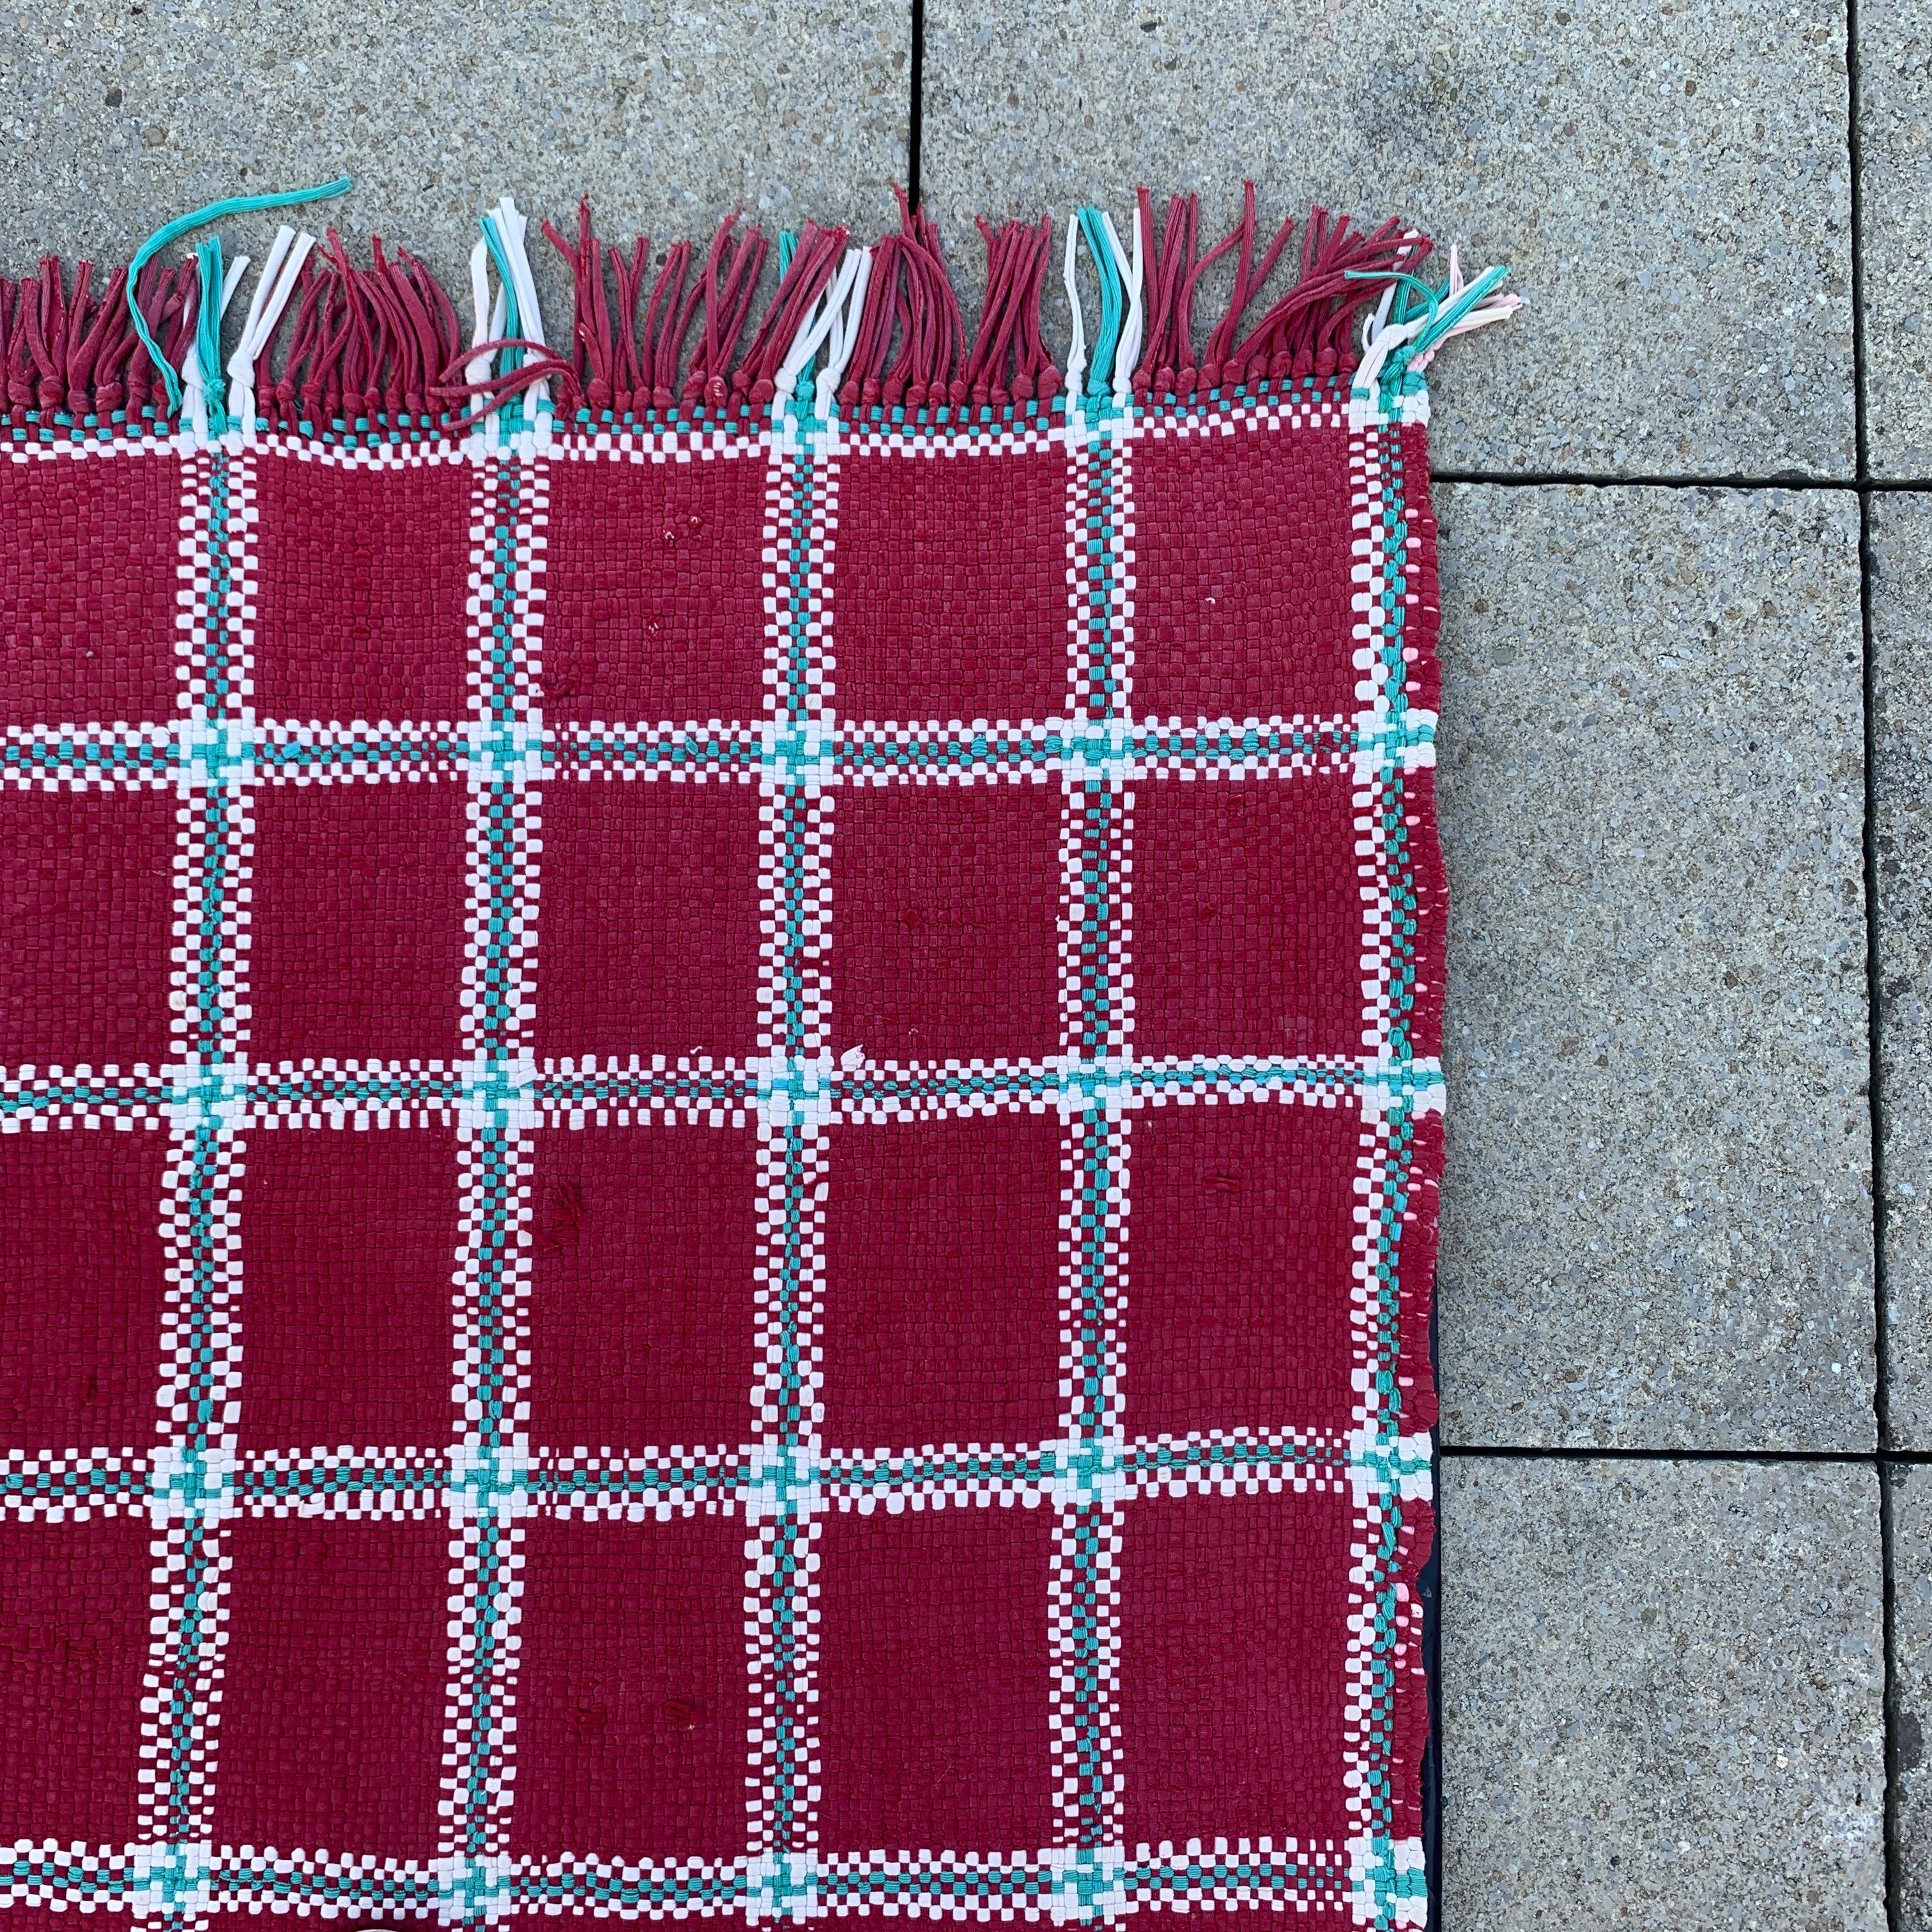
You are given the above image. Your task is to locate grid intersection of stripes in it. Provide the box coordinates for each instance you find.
[0,392,1435,1929]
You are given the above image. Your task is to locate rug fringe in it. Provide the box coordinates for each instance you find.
[0,184,1512,441]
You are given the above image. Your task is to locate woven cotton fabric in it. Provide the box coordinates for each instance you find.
[0,371,1444,1927]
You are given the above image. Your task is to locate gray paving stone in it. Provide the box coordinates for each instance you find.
[1871,492,1932,1445]
[1886,1464,1932,1929]
[1442,1455,1885,1930]
[1434,485,1873,1449]
[920,0,1854,479]
[0,0,909,316]
[1856,0,1932,477]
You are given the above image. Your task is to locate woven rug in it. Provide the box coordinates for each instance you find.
[0,183,1510,1929]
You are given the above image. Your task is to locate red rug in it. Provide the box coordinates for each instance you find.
[0,187,1503,1928]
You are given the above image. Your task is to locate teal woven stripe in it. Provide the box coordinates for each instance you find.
[0,1074,174,1117]
[254,728,471,776]
[513,1861,749,1911]
[245,1066,468,1114]
[0,1459,150,1506]
[154,1510,220,1844]
[438,457,542,1914]
[530,1455,755,1501]
[552,723,765,777]
[235,1457,447,1508]
[0,728,177,781]
[3,714,1399,793]
[454,1134,519,1429]
[215,1858,441,1911]
[818,1860,1055,1906]
[1077,436,1121,709]
[1124,1852,1352,1901]
[533,1064,758,1114]
[0,1055,1407,1131]
[819,1446,1059,1491]
[1,1428,1358,1522]
[1349,425,1433,1903]
[1121,1434,1352,1481]
[761,1508,814,1851]
[3,1852,139,1901]
[772,450,815,716]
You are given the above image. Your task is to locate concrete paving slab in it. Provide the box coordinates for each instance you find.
[919,0,1855,479]
[1441,1454,1885,1929]
[1870,492,1932,1445]
[1885,1464,1932,1929]
[1855,0,1932,477]
[0,0,910,312]
[1434,484,1873,1450]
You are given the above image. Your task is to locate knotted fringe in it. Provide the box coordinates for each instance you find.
[0,185,1506,440]
[963,211,1061,411]
[1130,183,1429,401]
[0,254,193,422]
[838,187,967,413]
[245,232,471,430]
[530,206,854,423]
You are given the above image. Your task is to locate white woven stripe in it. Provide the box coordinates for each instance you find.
[1,1844,1361,1919]
[742,429,836,1889]
[1339,420,1430,1903]
[1043,420,1135,1876]
[1,715,1367,793]
[0,1052,1432,1135]
[137,445,257,1910]
[2,1424,1355,1526]
[434,450,548,1908]
[1353,424,1399,1873]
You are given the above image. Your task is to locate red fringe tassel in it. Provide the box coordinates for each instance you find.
[963,212,1060,410]
[1131,181,1431,399]
[0,188,1430,433]
[840,187,967,412]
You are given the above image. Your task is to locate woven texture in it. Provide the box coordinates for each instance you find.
[0,384,1443,1926]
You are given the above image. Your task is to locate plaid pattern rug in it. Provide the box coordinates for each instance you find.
[0,190,1482,1929]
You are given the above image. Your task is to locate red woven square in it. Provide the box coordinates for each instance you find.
[1126,1100,1360,1439]
[820,1114,1063,1451]
[1119,1489,1352,1848]
[1131,426,1356,723]
[248,778,468,1064]
[526,1123,756,1452]
[0,788,174,1069]
[0,454,182,726]
[252,457,472,723]
[0,1515,148,1846]
[236,1124,459,1451]
[0,1126,166,1452]
[542,452,769,723]
[510,1514,749,1860]
[1132,774,1365,1059]
[833,448,1070,723]
[213,1515,449,1857]
[535,778,762,1061]
[832,780,1061,1061]
[816,1502,1054,1852]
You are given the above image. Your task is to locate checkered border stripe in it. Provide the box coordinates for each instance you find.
[1,717,1384,792]
[134,441,256,1926]
[0,383,1438,1929]
[435,447,549,1901]
[5,1845,1368,1919]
